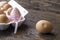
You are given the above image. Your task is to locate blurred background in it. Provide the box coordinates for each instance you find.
[0,0,60,40]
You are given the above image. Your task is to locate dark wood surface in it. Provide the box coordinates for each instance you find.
[0,0,60,40]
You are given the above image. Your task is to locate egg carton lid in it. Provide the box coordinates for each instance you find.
[8,0,28,17]
[8,0,28,34]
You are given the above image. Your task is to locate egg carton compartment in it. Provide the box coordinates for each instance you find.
[0,0,28,30]
[11,17,25,27]
[0,23,10,30]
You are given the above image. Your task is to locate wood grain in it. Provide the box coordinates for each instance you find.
[0,0,59,40]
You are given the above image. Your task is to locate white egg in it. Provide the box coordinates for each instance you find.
[36,20,53,33]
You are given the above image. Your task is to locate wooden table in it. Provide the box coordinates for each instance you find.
[0,0,60,40]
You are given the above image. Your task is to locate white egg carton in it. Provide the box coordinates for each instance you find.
[0,0,28,34]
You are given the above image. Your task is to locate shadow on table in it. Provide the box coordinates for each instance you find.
[38,33,56,40]
[0,23,29,38]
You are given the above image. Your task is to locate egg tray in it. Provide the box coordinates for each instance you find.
[0,0,28,30]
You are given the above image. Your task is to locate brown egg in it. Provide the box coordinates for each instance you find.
[0,14,9,23]
[0,1,7,7]
[7,7,12,15]
[36,20,53,33]
[2,4,12,11]
[0,10,5,14]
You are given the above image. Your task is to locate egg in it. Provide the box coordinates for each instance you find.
[36,20,53,33]
[0,14,9,23]
[0,1,7,7]
[7,7,12,15]
[2,4,12,11]
[0,10,5,14]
